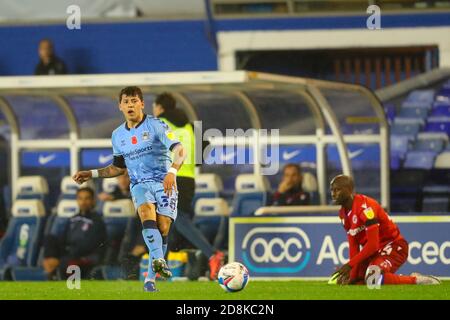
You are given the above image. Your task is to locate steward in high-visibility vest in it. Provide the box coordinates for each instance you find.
[160,117,195,179]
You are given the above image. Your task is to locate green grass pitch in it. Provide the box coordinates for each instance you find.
[0,280,449,300]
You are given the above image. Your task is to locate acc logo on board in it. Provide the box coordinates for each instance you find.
[241,227,311,274]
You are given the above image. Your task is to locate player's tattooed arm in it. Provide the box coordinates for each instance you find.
[72,165,126,184]
[98,164,126,178]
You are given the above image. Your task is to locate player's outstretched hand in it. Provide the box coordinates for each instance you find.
[72,171,92,185]
[163,172,177,196]
[332,263,352,285]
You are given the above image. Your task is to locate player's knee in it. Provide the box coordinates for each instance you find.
[157,217,171,236]
[158,222,171,236]
[137,204,156,221]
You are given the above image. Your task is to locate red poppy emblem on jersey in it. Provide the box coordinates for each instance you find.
[131,136,137,144]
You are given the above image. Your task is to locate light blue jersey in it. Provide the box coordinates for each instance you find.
[112,114,180,185]
[111,114,180,218]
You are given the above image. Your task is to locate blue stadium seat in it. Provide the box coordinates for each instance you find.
[50,200,78,235]
[59,177,80,200]
[57,176,97,216]
[231,174,270,216]
[390,134,413,170]
[403,151,438,170]
[398,106,428,119]
[194,198,229,244]
[96,177,119,213]
[434,91,450,106]
[9,199,78,281]
[390,135,412,158]
[102,178,119,194]
[0,200,46,280]
[425,117,450,135]
[413,133,448,153]
[96,199,135,280]
[414,139,445,152]
[15,176,49,211]
[401,101,432,109]
[401,89,434,109]
[405,89,435,104]
[103,200,135,254]
[192,173,223,207]
[390,122,421,138]
[59,176,96,201]
[302,172,319,205]
[436,87,450,101]
[430,105,450,117]
[393,117,425,126]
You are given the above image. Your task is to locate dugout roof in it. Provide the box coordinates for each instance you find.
[0,71,389,208]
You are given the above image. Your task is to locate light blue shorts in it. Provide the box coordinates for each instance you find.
[131,181,178,221]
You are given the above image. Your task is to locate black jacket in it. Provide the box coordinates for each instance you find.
[34,56,67,75]
[63,211,106,260]
[271,186,311,206]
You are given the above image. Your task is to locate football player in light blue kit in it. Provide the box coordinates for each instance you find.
[73,86,186,292]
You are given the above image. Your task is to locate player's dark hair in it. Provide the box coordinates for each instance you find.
[77,187,95,198]
[119,86,144,103]
[155,92,176,111]
[283,163,302,175]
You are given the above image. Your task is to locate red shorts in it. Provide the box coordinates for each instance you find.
[352,238,409,281]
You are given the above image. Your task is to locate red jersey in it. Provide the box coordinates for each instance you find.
[339,194,403,267]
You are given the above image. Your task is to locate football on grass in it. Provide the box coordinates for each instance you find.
[218,262,250,292]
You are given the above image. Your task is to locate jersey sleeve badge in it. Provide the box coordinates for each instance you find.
[165,130,175,140]
[363,207,375,220]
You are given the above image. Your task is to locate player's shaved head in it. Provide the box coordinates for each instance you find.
[330,174,355,208]
[330,174,354,192]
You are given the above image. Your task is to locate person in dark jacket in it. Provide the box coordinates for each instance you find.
[42,187,106,280]
[34,39,67,75]
[271,163,311,206]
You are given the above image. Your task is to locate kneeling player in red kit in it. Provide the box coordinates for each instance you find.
[330,175,440,286]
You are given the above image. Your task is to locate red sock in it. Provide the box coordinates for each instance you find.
[383,273,416,285]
